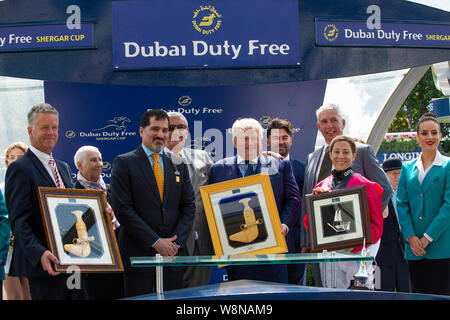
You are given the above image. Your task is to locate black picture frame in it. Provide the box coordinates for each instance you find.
[305,185,372,252]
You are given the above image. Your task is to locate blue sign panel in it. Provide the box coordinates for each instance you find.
[428,97,450,122]
[316,18,450,48]
[0,23,95,52]
[112,0,300,70]
[44,79,326,183]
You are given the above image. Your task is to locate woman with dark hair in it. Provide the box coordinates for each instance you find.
[396,113,450,295]
[308,135,384,289]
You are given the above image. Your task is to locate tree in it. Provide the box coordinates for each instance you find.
[391,67,449,154]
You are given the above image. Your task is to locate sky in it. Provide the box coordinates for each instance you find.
[407,0,450,12]
[318,1,450,147]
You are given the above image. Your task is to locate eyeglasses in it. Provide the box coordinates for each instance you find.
[169,124,188,131]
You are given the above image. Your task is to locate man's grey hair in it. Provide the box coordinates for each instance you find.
[27,103,59,127]
[231,118,264,139]
[315,103,343,121]
[74,145,101,169]
[167,111,188,127]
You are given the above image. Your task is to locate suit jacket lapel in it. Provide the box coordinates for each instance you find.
[162,152,175,205]
[26,150,56,187]
[313,145,326,185]
[181,148,194,181]
[421,165,441,193]
[409,163,424,194]
[56,161,72,188]
[258,154,272,174]
[228,156,240,179]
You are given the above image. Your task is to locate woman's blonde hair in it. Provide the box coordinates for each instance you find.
[5,141,28,166]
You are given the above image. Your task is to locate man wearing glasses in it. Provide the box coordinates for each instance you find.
[165,112,214,288]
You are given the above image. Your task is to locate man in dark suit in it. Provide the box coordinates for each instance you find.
[300,103,393,286]
[375,158,411,292]
[111,109,195,297]
[5,103,87,300]
[165,112,214,288]
[267,118,306,285]
[209,118,300,283]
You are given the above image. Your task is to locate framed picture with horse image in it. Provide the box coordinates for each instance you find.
[37,187,123,273]
[305,185,372,253]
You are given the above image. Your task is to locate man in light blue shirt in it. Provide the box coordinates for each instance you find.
[111,109,195,297]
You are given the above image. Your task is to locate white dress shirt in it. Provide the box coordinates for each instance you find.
[414,151,443,184]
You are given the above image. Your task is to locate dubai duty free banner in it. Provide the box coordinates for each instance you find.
[44,80,326,183]
[315,18,450,48]
[112,0,300,69]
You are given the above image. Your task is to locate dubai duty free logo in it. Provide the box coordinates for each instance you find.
[192,5,222,35]
[323,24,339,42]
[178,95,192,107]
[65,116,137,141]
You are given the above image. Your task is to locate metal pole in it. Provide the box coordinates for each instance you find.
[331,251,336,288]
[155,254,164,295]
[322,250,327,287]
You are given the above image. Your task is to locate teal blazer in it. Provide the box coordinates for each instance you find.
[396,155,450,261]
[0,190,11,280]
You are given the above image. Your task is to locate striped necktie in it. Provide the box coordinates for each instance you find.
[151,154,164,201]
[48,156,65,188]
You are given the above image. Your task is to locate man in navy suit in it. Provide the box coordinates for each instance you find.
[267,118,306,285]
[5,103,87,300]
[111,109,195,297]
[209,118,300,283]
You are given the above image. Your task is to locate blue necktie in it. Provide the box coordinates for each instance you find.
[243,161,255,177]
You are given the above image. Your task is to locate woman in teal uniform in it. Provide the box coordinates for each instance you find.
[396,113,450,295]
[0,189,11,299]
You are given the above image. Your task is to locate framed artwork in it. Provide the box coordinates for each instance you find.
[200,173,287,256]
[305,185,372,252]
[37,187,123,273]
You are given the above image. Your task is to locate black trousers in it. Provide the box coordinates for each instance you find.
[378,263,411,293]
[28,275,89,300]
[408,258,450,296]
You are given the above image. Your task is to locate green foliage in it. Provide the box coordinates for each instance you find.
[401,68,445,131]
[390,67,449,155]
[380,136,419,152]
[388,116,411,132]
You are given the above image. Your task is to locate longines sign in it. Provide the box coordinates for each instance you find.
[112,0,300,70]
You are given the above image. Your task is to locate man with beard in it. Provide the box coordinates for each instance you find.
[267,118,306,285]
[111,109,195,297]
